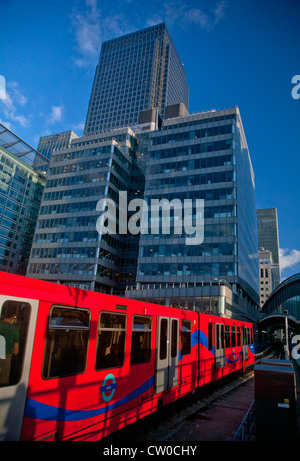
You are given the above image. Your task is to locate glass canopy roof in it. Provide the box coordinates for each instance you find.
[0,123,49,170]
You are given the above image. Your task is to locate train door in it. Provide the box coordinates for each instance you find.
[242,326,248,360]
[155,317,179,393]
[215,323,225,369]
[0,295,38,441]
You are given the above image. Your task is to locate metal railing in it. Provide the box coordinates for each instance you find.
[126,279,232,291]
[232,400,255,441]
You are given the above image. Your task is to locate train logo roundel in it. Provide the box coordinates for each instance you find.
[100,374,117,402]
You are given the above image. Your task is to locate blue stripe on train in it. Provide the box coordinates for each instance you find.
[24,331,253,422]
[24,375,155,422]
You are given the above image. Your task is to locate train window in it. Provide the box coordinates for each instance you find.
[95,312,126,370]
[237,326,241,347]
[171,320,178,358]
[221,325,224,349]
[231,326,236,347]
[225,325,231,348]
[130,316,152,365]
[181,320,191,356]
[208,322,213,351]
[247,328,251,345]
[0,300,31,387]
[159,319,168,360]
[42,306,90,379]
[242,327,247,345]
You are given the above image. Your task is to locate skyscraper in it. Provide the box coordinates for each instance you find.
[257,208,280,286]
[257,208,280,264]
[84,23,189,135]
[125,106,259,319]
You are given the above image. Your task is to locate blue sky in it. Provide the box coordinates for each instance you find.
[1,0,299,280]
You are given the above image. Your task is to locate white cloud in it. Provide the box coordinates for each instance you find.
[162,0,227,31]
[213,0,227,25]
[47,105,64,125]
[71,0,101,67]
[280,248,300,271]
[70,0,227,68]
[0,119,13,131]
[72,121,85,134]
[0,81,29,128]
[8,81,28,106]
[71,1,135,68]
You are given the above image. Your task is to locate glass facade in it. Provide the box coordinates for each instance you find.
[84,23,189,135]
[257,208,280,288]
[131,107,259,311]
[0,145,46,275]
[36,131,79,172]
[257,208,280,264]
[27,128,143,293]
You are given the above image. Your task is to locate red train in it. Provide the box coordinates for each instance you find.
[0,271,254,441]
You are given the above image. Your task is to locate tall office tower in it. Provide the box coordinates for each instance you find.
[27,127,143,293]
[126,106,260,321]
[257,208,280,286]
[84,23,189,135]
[34,130,79,172]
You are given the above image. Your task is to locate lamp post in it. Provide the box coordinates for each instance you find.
[284,310,290,360]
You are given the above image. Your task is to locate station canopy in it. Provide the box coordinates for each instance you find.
[259,273,300,333]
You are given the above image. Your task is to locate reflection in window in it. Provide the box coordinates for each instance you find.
[159,318,168,361]
[231,326,236,347]
[96,312,126,370]
[171,320,178,358]
[130,316,152,364]
[42,306,90,379]
[180,320,191,356]
[0,301,31,387]
[225,325,231,348]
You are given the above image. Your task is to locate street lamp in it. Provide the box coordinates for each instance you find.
[284,310,290,360]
